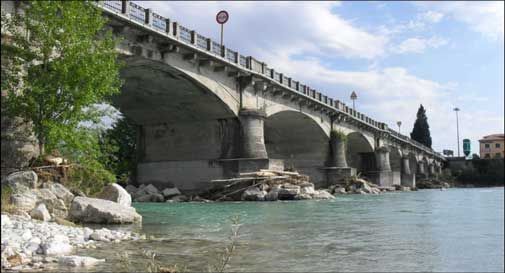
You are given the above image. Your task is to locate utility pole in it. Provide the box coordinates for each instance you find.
[454,107,460,157]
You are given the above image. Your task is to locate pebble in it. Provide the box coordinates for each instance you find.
[1,213,141,270]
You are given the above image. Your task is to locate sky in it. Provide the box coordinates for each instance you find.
[133,1,504,155]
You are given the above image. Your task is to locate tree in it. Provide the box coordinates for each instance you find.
[99,115,137,184]
[1,1,122,157]
[410,104,432,148]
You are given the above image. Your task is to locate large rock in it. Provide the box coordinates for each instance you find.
[124,185,138,194]
[1,115,39,181]
[278,185,300,200]
[32,188,68,218]
[300,183,315,195]
[44,182,74,206]
[97,183,131,207]
[69,196,142,224]
[241,187,266,201]
[10,192,37,211]
[1,214,12,227]
[58,256,105,267]
[265,185,281,201]
[30,203,51,221]
[142,184,159,195]
[161,187,181,198]
[41,235,73,256]
[312,190,335,200]
[3,171,38,193]
[134,193,164,202]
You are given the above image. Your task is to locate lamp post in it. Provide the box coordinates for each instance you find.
[454,107,460,157]
[397,121,402,134]
[350,91,357,111]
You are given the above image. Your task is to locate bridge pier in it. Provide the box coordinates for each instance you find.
[417,162,427,179]
[323,135,355,186]
[428,163,436,177]
[239,108,268,159]
[401,156,415,188]
[370,146,394,187]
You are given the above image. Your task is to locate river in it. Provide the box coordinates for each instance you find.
[74,187,504,272]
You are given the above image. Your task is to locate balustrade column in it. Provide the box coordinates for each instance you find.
[375,146,392,172]
[239,109,268,159]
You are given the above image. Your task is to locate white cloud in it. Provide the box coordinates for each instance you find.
[134,1,388,60]
[127,1,502,153]
[421,11,444,24]
[392,36,448,54]
[415,1,504,41]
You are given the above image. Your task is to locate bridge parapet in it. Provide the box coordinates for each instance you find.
[95,0,444,161]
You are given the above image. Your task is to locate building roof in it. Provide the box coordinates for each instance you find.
[479,134,505,142]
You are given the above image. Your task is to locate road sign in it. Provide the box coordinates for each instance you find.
[463,139,471,157]
[216,10,229,24]
[216,10,229,49]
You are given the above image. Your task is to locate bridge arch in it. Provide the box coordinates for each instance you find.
[116,56,243,190]
[346,132,375,177]
[264,110,329,187]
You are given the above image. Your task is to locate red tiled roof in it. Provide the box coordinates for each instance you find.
[479,134,505,142]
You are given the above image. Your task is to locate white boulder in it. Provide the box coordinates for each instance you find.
[312,190,335,200]
[97,183,132,207]
[3,171,38,193]
[69,196,142,224]
[58,256,105,267]
[30,203,51,222]
[241,187,266,201]
[1,214,12,227]
[44,182,74,205]
[41,235,73,256]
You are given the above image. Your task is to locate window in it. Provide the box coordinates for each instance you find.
[485,153,490,158]
[496,143,501,148]
[485,143,490,148]
[495,153,501,158]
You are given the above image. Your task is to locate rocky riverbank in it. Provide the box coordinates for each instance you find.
[1,213,145,271]
[1,170,146,271]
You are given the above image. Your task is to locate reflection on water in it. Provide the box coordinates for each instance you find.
[73,188,504,272]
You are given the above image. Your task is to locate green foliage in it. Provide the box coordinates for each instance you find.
[410,104,432,148]
[330,130,347,142]
[1,185,15,213]
[99,116,137,185]
[1,1,122,157]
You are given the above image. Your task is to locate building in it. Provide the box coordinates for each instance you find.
[479,134,505,159]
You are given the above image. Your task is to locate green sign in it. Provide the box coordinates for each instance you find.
[463,139,471,157]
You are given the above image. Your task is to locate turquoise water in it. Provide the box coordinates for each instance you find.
[77,188,504,272]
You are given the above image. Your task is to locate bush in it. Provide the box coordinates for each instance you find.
[1,185,14,213]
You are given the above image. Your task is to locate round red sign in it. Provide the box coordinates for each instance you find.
[216,10,229,24]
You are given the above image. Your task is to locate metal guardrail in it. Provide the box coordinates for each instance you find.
[96,0,444,160]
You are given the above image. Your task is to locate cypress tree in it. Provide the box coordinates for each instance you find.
[410,104,432,148]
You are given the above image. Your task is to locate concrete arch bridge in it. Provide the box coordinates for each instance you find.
[3,1,445,193]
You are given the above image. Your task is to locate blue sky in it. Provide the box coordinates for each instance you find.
[134,1,504,155]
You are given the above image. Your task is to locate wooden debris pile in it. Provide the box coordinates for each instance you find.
[203,169,310,201]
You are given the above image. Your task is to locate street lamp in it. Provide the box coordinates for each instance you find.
[454,107,460,157]
[350,91,357,111]
[397,121,402,134]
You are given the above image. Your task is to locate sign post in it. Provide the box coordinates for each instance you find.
[216,10,229,48]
